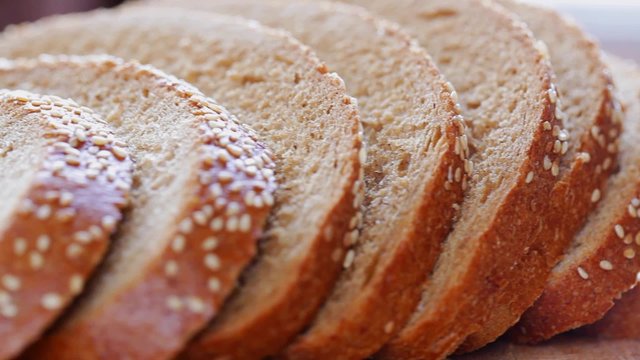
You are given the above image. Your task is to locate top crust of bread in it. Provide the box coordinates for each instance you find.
[463,0,620,349]
[0,9,364,359]
[0,55,277,359]
[0,90,132,359]
[342,0,562,358]
[151,1,468,358]
[511,55,638,343]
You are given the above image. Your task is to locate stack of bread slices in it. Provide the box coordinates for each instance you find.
[0,0,637,359]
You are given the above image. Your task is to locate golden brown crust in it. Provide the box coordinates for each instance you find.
[582,285,640,339]
[0,56,277,359]
[0,90,132,360]
[368,1,562,358]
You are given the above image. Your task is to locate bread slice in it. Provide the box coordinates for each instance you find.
[0,89,132,359]
[147,1,468,358]
[583,282,640,339]
[0,55,277,359]
[340,0,562,358]
[459,0,621,350]
[0,9,364,358]
[509,55,638,343]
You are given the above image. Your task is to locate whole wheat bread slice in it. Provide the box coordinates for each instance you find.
[0,55,277,359]
[149,1,469,358]
[0,90,132,359]
[341,0,563,358]
[509,55,639,343]
[0,9,364,358]
[458,0,621,350]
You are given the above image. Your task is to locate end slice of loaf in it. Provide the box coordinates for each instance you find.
[0,9,364,358]
[460,0,620,350]
[509,55,639,343]
[0,55,277,359]
[151,1,469,358]
[342,0,563,358]
[0,90,132,359]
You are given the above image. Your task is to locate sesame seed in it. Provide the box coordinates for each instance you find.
[202,237,218,251]
[226,202,241,216]
[172,236,186,253]
[2,275,20,291]
[624,234,633,245]
[91,136,109,146]
[591,126,600,139]
[624,248,636,259]
[36,205,52,220]
[69,274,84,294]
[577,267,589,280]
[591,189,601,203]
[165,260,179,277]
[41,293,63,310]
[186,296,205,313]
[111,146,127,160]
[262,192,274,207]
[56,208,76,222]
[37,235,51,252]
[632,198,640,207]
[59,191,74,206]
[0,303,17,318]
[66,244,83,259]
[525,171,534,184]
[239,214,251,232]
[218,171,233,183]
[599,260,613,271]
[101,215,117,231]
[615,225,626,239]
[166,296,183,311]
[548,88,557,104]
[543,121,552,131]
[208,277,221,292]
[543,156,552,170]
[204,253,221,271]
[226,217,239,232]
[558,130,569,142]
[65,156,80,166]
[179,218,194,234]
[14,238,27,256]
[210,217,224,231]
[227,144,244,158]
[343,249,356,269]
[73,231,92,244]
[561,141,569,155]
[551,162,559,177]
[30,252,44,270]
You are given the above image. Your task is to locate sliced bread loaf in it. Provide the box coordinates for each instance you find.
[0,9,364,358]
[341,0,562,358]
[0,90,132,360]
[149,1,468,358]
[510,55,639,343]
[460,0,620,350]
[0,55,277,359]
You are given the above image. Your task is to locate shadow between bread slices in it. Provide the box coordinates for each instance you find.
[0,90,132,359]
[0,8,364,359]
[0,55,277,359]
[147,0,470,358]
[340,0,565,358]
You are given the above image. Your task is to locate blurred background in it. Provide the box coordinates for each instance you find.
[0,0,638,61]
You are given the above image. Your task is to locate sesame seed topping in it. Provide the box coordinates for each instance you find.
[69,274,84,294]
[179,218,194,234]
[2,275,21,291]
[543,121,552,131]
[14,238,27,256]
[59,191,74,206]
[101,215,117,232]
[36,205,52,220]
[91,136,109,146]
[218,171,233,183]
[165,260,179,277]
[239,214,251,232]
[551,162,559,177]
[37,235,51,252]
[111,146,128,160]
[193,211,208,226]
[30,252,44,270]
[591,189,601,203]
[226,144,244,158]
[41,293,63,310]
[208,277,221,292]
[615,224,626,239]
[599,260,613,271]
[73,231,92,244]
[624,234,633,245]
[0,303,17,318]
[202,237,218,251]
[166,296,183,311]
[66,244,83,259]
[204,253,221,271]
[577,267,589,280]
[543,156,552,170]
[624,248,636,259]
[210,217,224,231]
[525,171,534,184]
[186,296,205,313]
[343,249,356,269]
[172,235,186,253]
[226,217,239,232]
[384,321,395,334]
